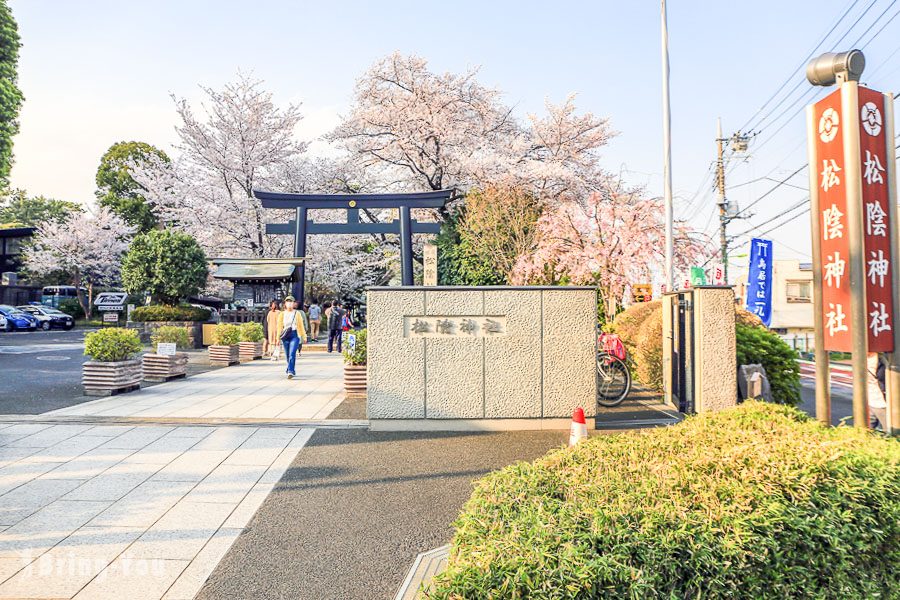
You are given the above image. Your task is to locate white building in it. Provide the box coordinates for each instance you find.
[734,259,814,351]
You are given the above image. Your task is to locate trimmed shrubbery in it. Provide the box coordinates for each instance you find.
[211,323,241,346]
[150,325,190,350]
[427,402,900,599]
[131,304,210,323]
[342,328,367,365]
[611,302,801,405]
[84,328,142,362]
[239,322,264,343]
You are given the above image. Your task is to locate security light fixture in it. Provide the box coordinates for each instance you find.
[806,50,865,86]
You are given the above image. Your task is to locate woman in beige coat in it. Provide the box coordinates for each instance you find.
[264,300,281,359]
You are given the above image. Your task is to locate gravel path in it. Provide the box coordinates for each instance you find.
[196,428,567,600]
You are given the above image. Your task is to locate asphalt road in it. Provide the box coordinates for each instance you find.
[197,429,568,600]
[0,328,94,413]
[799,378,855,426]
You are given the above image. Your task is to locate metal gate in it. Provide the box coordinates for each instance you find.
[668,291,695,414]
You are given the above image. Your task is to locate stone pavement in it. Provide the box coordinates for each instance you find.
[46,353,344,421]
[0,351,346,599]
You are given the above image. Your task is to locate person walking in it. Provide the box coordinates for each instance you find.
[308,301,322,341]
[867,352,888,431]
[298,304,310,356]
[327,301,345,353]
[277,296,307,378]
[264,300,281,359]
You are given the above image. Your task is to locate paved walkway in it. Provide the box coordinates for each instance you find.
[0,351,344,599]
[46,353,344,421]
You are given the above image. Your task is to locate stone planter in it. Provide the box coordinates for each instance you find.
[142,353,188,382]
[83,358,142,396]
[344,364,367,398]
[239,341,263,363]
[209,345,240,366]
[131,321,206,349]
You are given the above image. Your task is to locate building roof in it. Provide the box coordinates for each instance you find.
[0,227,36,238]
[212,262,296,281]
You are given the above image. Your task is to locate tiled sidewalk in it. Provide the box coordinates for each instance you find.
[46,352,345,420]
[0,422,313,599]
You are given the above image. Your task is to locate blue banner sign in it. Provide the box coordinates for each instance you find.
[746,238,773,327]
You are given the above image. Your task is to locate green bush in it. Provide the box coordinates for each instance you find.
[427,402,900,599]
[84,328,142,362]
[150,325,190,350]
[239,322,264,343]
[342,328,367,365]
[58,298,85,319]
[121,229,208,304]
[736,322,801,406]
[212,323,240,346]
[130,304,210,323]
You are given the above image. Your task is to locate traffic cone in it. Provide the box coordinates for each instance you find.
[568,407,588,447]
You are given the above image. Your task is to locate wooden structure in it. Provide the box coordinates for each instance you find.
[83,359,142,396]
[254,189,453,307]
[209,344,240,366]
[142,353,188,382]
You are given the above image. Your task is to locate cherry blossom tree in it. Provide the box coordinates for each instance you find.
[330,53,613,211]
[24,207,133,318]
[511,182,709,317]
[130,73,306,258]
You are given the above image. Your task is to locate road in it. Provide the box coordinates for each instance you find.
[799,377,855,426]
[0,328,93,414]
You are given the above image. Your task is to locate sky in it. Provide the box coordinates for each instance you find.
[9,0,900,272]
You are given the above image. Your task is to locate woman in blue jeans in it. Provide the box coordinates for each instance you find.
[276,296,307,379]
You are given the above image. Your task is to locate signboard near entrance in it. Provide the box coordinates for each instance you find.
[94,292,127,307]
[423,243,438,286]
[102,312,118,323]
[857,87,894,351]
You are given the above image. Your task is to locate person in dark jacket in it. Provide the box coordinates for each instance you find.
[327,301,344,353]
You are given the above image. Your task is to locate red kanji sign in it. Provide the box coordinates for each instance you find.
[814,88,852,351]
[858,87,894,351]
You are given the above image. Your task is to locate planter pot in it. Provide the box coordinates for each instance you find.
[209,345,240,366]
[83,358,142,396]
[142,353,188,382]
[344,364,367,398]
[239,341,263,362]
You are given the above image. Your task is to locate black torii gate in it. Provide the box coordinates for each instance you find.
[254,189,453,307]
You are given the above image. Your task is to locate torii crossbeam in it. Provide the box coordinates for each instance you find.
[255,189,453,306]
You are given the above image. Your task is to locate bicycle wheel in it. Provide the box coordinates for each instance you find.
[597,353,631,407]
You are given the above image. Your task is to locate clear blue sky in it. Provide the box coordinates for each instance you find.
[10,0,900,265]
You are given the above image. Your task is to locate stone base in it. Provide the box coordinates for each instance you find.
[369,417,596,432]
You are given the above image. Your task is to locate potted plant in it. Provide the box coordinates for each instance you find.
[209,323,241,366]
[83,327,143,396]
[342,328,367,398]
[238,322,265,362]
[143,325,190,382]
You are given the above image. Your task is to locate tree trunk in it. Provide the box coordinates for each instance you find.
[74,270,90,320]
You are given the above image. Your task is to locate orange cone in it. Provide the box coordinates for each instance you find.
[568,407,588,447]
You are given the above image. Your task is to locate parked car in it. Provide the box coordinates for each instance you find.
[16,305,75,330]
[0,305,38,331]
[0,314,6,332]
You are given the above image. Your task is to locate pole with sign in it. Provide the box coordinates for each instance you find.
[745,238,773,327]
[806,50,896,430]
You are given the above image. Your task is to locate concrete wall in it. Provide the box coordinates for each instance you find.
[693,287,737,413]
[367,287,597,430]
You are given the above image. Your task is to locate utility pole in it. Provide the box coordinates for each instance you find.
[716,118,728,282]
[661,0,674,291]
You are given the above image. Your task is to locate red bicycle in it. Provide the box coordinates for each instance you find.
[597,332,631,407]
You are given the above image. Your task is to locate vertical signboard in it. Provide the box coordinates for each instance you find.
[745,238,773,326]
[711,263,726,286]
[857,87,894,351]
[423,243,438,286]
[813,88,853,351]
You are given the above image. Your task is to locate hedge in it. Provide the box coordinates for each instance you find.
[239,322,264,343]
[211,323,241,346]
[84,328,142,362]
[130,304,210,323]
[427,402,900,599]
[150,325,190,350]
[611,302,801,405]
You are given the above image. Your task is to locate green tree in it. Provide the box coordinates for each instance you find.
[0,189,81,228]
[0,0,23,189]
[96,141,169,232]
[121,229,208,305]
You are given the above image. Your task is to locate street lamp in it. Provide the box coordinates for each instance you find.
[806,49,865,86]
